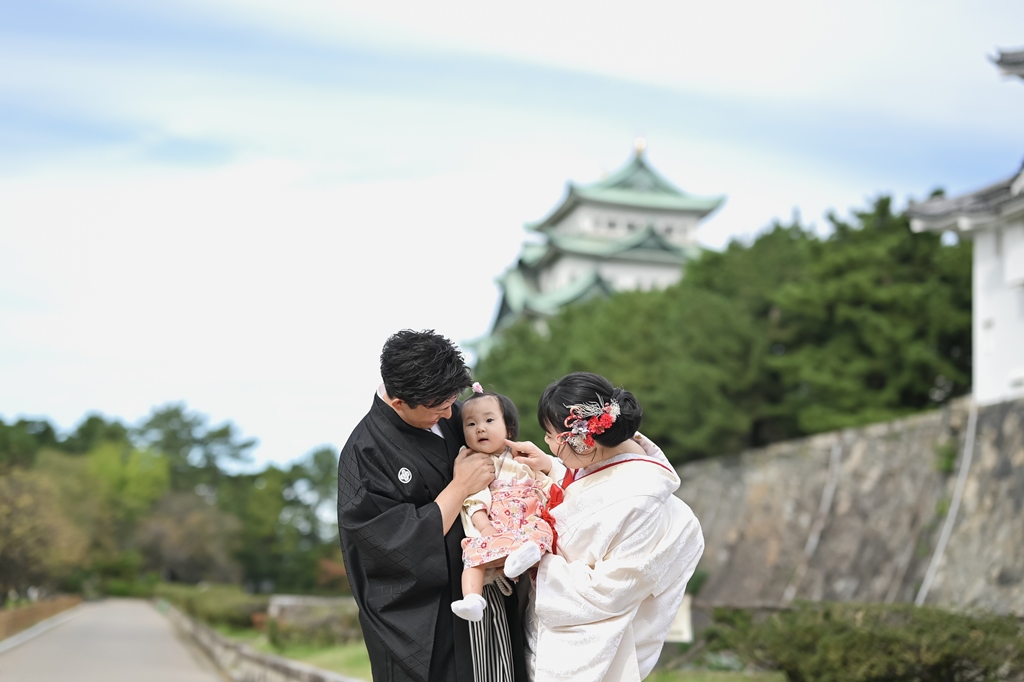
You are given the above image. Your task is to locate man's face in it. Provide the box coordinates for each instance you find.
[393,394,459,430]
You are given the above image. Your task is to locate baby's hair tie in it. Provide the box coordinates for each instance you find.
[472,382,484,393]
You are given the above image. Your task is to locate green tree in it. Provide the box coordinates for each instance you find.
[0,469,88,600]
[32,445,170,590]
[216,457,337,593]
[682,220,816,444]
[0,418,44,470]
[63,413,130,454]
[477,197,970,461]
[136,492,242,583]
[135,403,256,490]
[86,442,170,527]
[477,285,762,462]
[769,197,971,432]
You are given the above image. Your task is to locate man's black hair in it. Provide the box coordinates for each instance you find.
[380,329,473,408]
[463,389,520,440]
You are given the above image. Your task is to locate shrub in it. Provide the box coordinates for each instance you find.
[934,442,958,475]
[266,599,362,649]
[705,602,1024,682]
[687,569,709,596]
[103,573,158,598]
[155,583,269,629]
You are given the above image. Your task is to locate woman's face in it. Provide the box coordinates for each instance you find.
[544,424,595,470]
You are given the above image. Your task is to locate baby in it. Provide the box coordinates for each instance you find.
[450,383,557,622]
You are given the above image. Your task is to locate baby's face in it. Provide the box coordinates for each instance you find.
[462,396,507,455]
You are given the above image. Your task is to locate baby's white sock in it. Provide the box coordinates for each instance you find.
[451,593,487,622]
[504,541,542,578]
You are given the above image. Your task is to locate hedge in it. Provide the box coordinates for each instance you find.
[705,602,1024,682]
[155,583,269,629]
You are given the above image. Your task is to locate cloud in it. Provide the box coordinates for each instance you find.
[148,0,1024,130]
[2,0,1022,466]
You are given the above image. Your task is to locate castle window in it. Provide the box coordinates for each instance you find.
[608,220,617,230]
[627,222,636,231]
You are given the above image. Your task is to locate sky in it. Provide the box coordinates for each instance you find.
[1,0,1022,470]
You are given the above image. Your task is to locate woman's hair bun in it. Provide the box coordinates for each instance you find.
[607,387,642,441]
[537,372,643,447]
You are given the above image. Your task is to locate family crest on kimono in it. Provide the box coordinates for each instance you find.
[450,383,558,623]
[506,372,706,682]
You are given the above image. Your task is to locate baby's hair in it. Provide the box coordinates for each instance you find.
[463,388,520,440]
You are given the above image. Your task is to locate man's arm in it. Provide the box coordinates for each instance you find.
[435,447,494,533]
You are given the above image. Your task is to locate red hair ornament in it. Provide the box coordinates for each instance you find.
[558,399,620,452]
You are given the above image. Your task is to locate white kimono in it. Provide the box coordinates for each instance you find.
[528,434,704,682]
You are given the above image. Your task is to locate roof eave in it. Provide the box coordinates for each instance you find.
[526,184,581,233]
[573,189,725,216]
[910,195,1024,234]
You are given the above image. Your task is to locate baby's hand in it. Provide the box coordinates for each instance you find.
[505,439,553,475]
[479,526,496,537]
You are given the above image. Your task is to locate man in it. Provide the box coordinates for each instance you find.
[337,329,525,682]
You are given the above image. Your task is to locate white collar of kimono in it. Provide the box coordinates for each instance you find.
[570,449,672,483]
[377,383,445,438]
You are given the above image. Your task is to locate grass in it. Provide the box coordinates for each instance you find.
[216,627,781,682]
[268,642,374,681]
[216,626,372,680]
[211,624,263,644]
[649,672,785,682]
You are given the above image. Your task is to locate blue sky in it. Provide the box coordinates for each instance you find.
[1,0,1022,468]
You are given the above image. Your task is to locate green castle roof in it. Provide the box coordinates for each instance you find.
[527,150,725,231]
[489,225,705,336]
[518,226,701,269]
[493,267,616,333]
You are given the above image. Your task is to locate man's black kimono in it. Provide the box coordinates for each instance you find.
[337,394,525,682]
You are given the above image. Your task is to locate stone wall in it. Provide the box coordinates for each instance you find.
[162,601,362,682]
[678,395,1024,617]
[267,595,361,646]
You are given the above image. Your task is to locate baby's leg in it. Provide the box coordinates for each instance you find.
[462,565,485,598]
[504,541,542,578]
[451,566,487,621]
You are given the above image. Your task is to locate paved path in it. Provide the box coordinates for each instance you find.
[0,599,223,682]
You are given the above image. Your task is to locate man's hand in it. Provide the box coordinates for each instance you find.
[453,446,495,498]
[436,448,495,534]
[505,439,553,475]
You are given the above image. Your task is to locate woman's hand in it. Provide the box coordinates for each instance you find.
[505,439,553,475]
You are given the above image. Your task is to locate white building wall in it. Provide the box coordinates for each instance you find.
[597,259,682,291]
[552,205,701,247]
[973,223,1024,405]
[537,254,682,295]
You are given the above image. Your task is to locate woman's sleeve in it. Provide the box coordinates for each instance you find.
[536,497,703,627]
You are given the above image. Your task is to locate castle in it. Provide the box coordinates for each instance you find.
[486,140,724,344]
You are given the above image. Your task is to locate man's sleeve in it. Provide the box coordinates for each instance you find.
[337,438,457,682]
[338,440,449,608]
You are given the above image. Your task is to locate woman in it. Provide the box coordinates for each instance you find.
[506,372,705,682]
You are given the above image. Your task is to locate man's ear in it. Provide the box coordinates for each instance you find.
[389,396,406,411]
